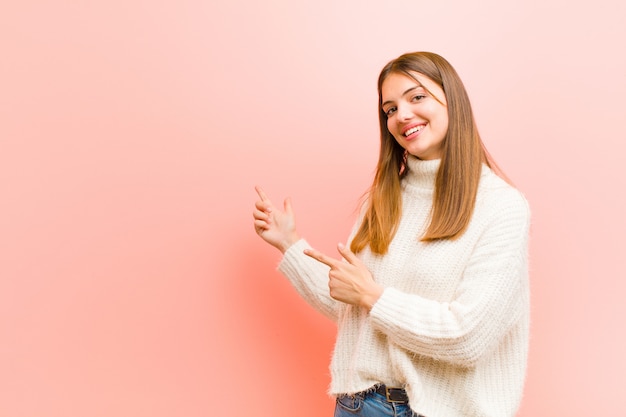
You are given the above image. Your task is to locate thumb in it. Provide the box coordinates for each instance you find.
[284,197,295,217]
[337,242,358,264]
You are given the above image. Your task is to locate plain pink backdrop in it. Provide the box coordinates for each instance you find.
[1,0,625,416]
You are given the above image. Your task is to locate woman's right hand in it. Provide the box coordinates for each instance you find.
[253,186,300,253]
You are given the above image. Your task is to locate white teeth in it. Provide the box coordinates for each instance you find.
[404,125,424,137]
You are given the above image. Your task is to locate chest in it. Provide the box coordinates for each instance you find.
[360,215,483,302]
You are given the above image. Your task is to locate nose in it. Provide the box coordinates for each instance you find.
[396,103,413,121]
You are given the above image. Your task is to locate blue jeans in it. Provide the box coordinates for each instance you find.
[334,389,421,417]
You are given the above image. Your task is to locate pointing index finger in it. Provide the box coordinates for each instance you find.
[304,248,336,268]
[255,186,271,202]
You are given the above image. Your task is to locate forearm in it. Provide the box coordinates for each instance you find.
[278,239,340,321]
[369,283,526,367]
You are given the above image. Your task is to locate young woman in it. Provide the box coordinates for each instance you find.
[253,52,531,417]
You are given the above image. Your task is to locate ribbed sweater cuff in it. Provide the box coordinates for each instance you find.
[277,238,310,272]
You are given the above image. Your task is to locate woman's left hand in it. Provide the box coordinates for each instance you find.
[304,243,383,310]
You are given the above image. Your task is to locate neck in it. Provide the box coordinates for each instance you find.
[404,155,440,190]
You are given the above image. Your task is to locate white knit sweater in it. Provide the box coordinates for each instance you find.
[278,156,531,417]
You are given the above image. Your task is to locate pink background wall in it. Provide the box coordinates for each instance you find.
[1,0,625,416]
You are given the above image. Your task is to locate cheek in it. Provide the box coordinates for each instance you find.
[432,109,449,133]
[439,116,449,132]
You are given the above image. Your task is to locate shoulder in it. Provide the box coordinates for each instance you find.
[476,167,531,226]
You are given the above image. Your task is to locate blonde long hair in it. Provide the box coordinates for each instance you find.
[350,52,504,255]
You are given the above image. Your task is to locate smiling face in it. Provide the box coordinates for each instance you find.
[380,72,449,160]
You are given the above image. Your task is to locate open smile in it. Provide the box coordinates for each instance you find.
[402,124,426,138]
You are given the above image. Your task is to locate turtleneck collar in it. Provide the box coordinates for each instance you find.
[403,155,441,190]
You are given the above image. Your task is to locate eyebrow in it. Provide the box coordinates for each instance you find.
[381,84,423,108]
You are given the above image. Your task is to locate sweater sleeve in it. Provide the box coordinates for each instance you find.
[277,239,340,322]
[369,190,531,368]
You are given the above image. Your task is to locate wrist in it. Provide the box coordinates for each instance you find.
[361,284,384,312]
[278,234,300,254]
